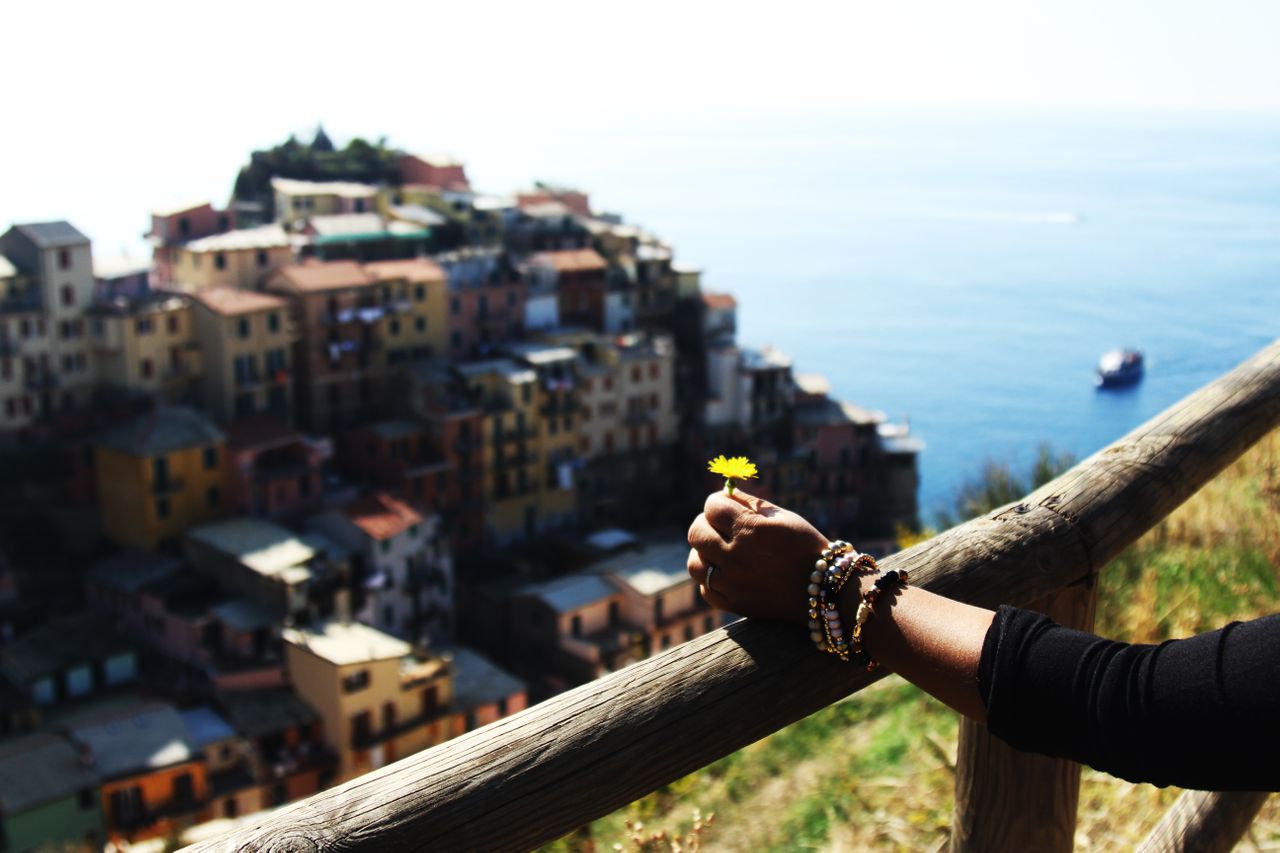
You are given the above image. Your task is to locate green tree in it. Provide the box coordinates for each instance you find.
[937,443,1076,528]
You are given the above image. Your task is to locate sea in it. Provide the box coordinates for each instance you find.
[460,106,1280,522]
[42,106,1280,523]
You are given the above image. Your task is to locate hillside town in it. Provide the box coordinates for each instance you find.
[0,132,920,850]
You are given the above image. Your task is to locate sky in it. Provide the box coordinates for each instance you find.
[4,0,1280,254]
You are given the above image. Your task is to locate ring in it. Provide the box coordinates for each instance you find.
[706,564,716,590]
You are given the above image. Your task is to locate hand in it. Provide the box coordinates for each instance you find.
[687,489,829,623]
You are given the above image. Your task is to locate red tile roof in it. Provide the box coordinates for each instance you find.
[273,260,375,293]
[529,248,607,274]
[341,493,424,541]
[363,258,446,284]
[702,292,737,310]
[192,287,286,316]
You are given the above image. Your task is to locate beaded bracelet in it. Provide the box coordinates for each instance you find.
[807,541,878,662]
[850,567,909,672]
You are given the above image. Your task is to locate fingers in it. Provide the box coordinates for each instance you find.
[699,585,733,611]
[686,547,708,586]
[688,513,733,565]
[704,490,751,538]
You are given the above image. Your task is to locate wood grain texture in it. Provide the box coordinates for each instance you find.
[1136,790,1271,853]
[951,582,1097,853]
[186,339,1280,852]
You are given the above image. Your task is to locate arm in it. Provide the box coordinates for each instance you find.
[685,489,994,721]
[687,490,1280,791]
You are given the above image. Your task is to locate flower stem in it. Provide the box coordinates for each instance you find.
[725,479,736,497]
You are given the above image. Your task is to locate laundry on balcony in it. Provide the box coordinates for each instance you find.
[357,307,384,324]
[364,571,389,591]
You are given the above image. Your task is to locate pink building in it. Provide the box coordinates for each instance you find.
[398,154,470,191]
[225,416,331,520]
[148,201,235,287]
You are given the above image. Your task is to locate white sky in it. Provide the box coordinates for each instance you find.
[4,0,1280,253]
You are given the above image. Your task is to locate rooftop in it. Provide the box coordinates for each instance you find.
[180,707,237,749]
[93,255,151,280]
[455,358,536,384]
[878,421,926,455]
[217,687,317,739]
[589,541,691,596]
[71,704,196,780]
[96,406,223,457]
[283,620,413,666]
[192,286,287,316]
[741,345,793,371]
[506,342,578,367]
[89,549,182,595]
[271,260,375,293]
[150,199,213,218]
[527,248,607,274]
[225,415,304,452]
[209,598,275,633]
[449,647,526,711]
[794,397,884,428]
[521,573,618,615]
[340,492,424,541]
[184,223,292,253]
[187,517,316,585]
[12,221,89,249]
[363,257,447,284]
[307,213,419,240]
[270,177,378,198]
[0,734,99,815]
[388,204,448,228]
[793,372,831,397]
[702,292,737,310]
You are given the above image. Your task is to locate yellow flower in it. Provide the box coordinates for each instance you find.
[707,455,758,480]
[708,455,757,496]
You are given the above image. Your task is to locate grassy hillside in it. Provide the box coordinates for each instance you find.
[547,429,1280,851]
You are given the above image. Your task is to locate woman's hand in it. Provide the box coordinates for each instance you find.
[686,489,829,623]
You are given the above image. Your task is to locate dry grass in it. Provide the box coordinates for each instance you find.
[546,430,1280,852]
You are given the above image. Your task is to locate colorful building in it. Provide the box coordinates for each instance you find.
[397,154,470,192]
[148,201,235,287]
[526,248,609,332]
[282,621,452,782]
[266,261,386,433]
[0,222,98,438]
[447,647,528,735]
[0,734,104,851]
[170,224,296,292]
[93,406,227,549]
[88,292,200,405]
[433,248,526,360]
[191,287,294,424]
[309,492,452,645]
[224,416,331,519]
[363,258,449,362]
[71,704,209,842]
[271,178,381,228]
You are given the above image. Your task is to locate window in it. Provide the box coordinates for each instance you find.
[203,446,219,470]
[342,670,370,693]
[156,497,170,519]
[77,787,94,810]
[498,697,509,716]
[408,524,419,538]
[140,358,153,379]
[415,316,425,332]
[268,312,280,333]
[61,285,74,306]
[684,625,694,642]
[450,298,460,316]
[383,701,397,729]
[704,616,714,632]
[661,634,671,650]
[383,604,395,629]
[507,290,516,307]
[58,249,71,269]
[224,798,239,819]
[135,317,152,335]
[415,285,425,301]
[604,376,613,391]
[257,250,269,268]
[167,314,179,334]
[631,366,641,382]
[381,539,391,554]
[451,330,461,349]
[214,252,227,270]
[351,710,372,743]
[570,614,582,638]
[237,317,250,339]
[654,595,664,623]
[172,772,195,804]
[178,217,191,237]
[649,363,659,380]
[608,601,619,627]
[390,319,400,336]
[421,685,438,715]
[206,485,220,508]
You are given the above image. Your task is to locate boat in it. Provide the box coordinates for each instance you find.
[1096,348,1144,388]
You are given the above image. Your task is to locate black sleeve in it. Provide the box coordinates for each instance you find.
[977,605,1280,791]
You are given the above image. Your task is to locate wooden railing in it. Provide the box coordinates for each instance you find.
[188,339,1280,852]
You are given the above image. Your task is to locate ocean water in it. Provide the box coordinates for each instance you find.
[470,107,1280,521]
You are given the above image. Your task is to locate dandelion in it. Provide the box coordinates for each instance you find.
[707,454,757,497]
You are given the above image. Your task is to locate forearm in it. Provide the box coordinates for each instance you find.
[839,580,995,723]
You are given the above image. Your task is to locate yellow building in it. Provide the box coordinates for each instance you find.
[88,293,200,404]
[190,287,295,424]
[94,406,227,549]
[271,178,383,227]
[170,225,296,292]
[454,359,542,544]
[363,259,449,363]
[283,621,452,782]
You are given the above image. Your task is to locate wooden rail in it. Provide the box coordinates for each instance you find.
[188,339,1280,852]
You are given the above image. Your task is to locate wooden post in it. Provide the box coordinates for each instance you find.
[950,579,1097,853]
[1136,790,1271,853]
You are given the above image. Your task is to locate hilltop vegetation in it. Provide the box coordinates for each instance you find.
[232,127,403,219]
[548,430,1280,851]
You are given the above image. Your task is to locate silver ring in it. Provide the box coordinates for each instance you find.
[706,564,716,590]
